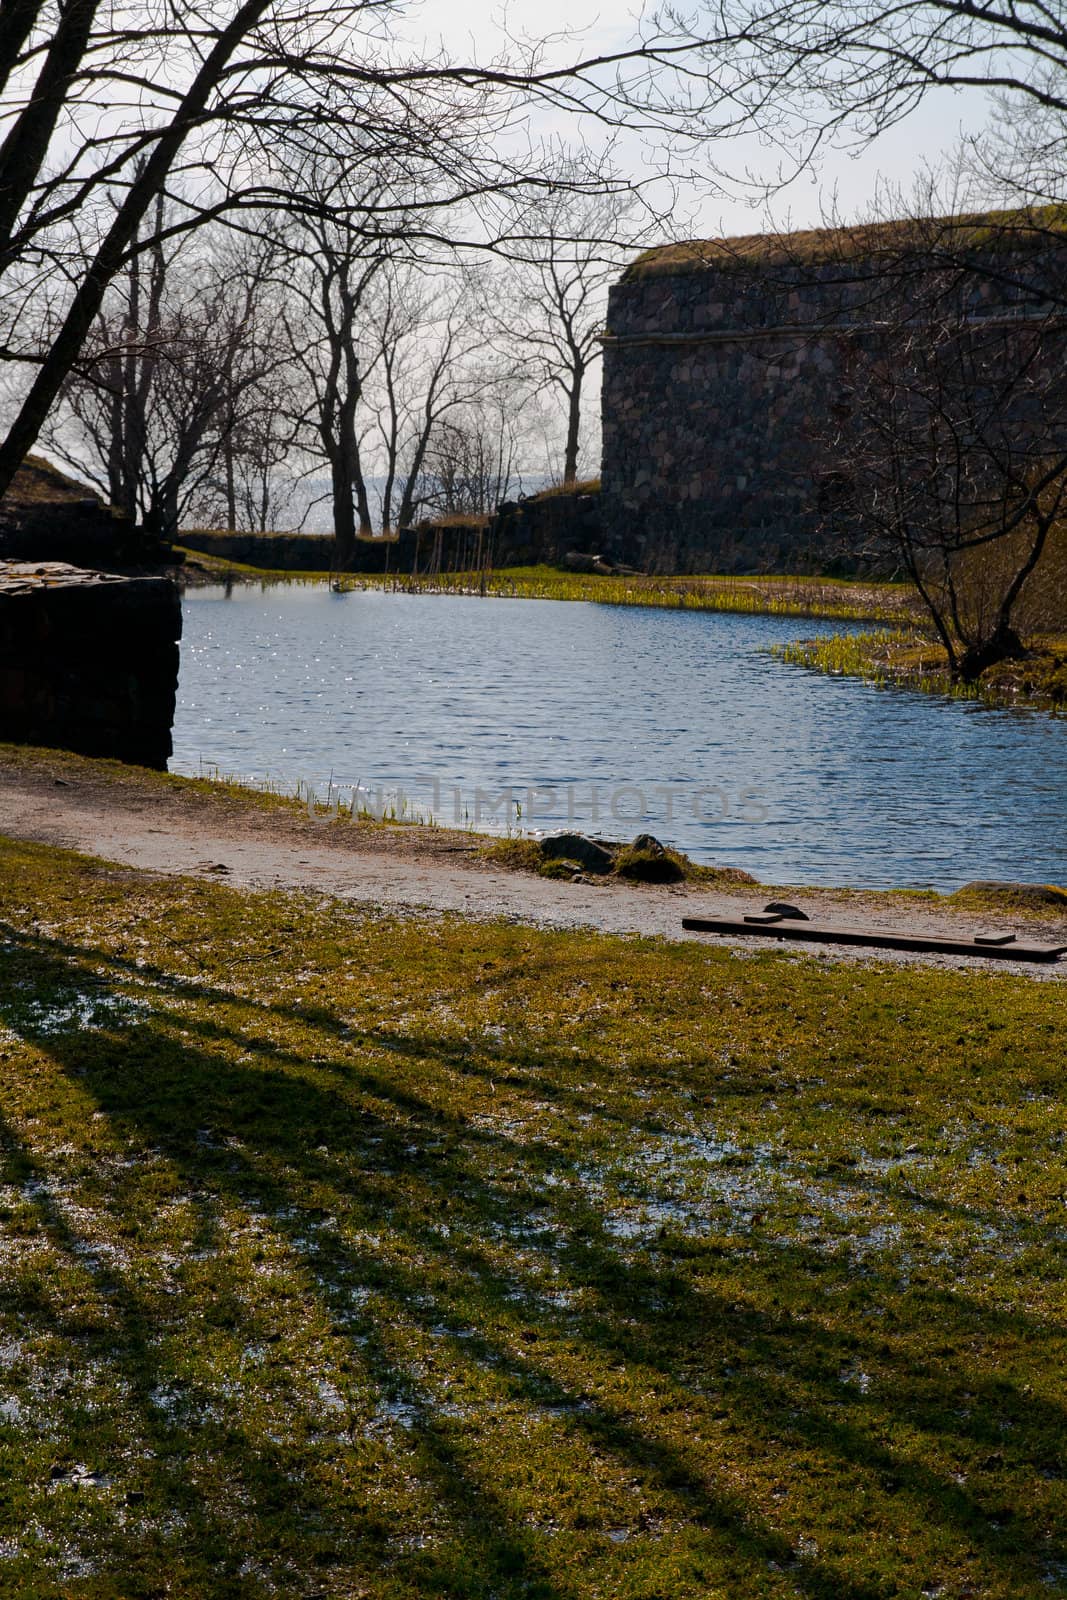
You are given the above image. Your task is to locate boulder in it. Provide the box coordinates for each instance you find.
[539,832,617,875]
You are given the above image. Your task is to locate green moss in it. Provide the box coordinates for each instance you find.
[537,856,584,880]
[0,834,1064,1596]
[613,844,685,883]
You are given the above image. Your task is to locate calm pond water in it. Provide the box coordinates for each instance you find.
[172,585,1067,890]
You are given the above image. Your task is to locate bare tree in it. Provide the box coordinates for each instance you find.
[366,262,497,534]
[488,182,650,485]
[825,232,1067,679]
[655,0,1067,199]
[0,1,739,501]
[278,199,385,562]
[199,365,304,534]
[416,385,533,520]
[45,227,284,539]
[278,173,499,558]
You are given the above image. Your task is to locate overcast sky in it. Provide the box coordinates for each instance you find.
[419,0,998,240]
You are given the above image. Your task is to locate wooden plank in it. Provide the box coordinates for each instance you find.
[681,916,1067,963]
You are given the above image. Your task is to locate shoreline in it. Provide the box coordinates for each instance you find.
[174,552,914,625]
[776,627,1067,716]
[3,743,1064,977]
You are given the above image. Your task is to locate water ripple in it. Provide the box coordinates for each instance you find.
[172,587,1067,889]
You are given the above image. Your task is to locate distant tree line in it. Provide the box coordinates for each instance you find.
[0,0,690,559]
[32,177,646,560]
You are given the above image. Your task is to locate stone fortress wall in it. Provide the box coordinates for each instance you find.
[0,563,182,770]
[599,221,1066,573]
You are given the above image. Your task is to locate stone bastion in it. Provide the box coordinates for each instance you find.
[599,218,1067,574]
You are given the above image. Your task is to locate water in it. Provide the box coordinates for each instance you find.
[172,585,1067,889]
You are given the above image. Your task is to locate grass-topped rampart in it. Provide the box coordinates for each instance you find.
[624,206,1067,281]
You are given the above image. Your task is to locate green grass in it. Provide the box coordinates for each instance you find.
[523,479,601,499]
[174,553,913,624]
[376,567,914,624]
[775,631,1067,714]
[623,207,1067,280]
[0,835,1065,1597]
[0,739,435,830]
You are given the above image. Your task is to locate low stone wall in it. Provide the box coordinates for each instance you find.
[184,488,619,575]
[183,503,615,575]
[490,491,609,565]
[0,562,182,769]
[0,456,165,567]
[180,529,419,572]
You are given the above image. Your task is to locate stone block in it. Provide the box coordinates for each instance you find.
[0,562,182,768]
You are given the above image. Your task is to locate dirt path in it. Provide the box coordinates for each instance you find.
[2,747,1064,978]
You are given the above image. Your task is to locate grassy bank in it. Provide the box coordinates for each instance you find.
[0,834,1064,1597]
[174,547,337,585]
[775,630,1067,714]
[360,566,914,624]
[175,552,913,624]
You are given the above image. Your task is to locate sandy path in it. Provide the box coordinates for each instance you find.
[1,748,1064,978]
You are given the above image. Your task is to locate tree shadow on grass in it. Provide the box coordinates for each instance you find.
[0,923,1063,1598]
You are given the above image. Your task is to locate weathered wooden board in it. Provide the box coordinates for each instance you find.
[681,915,1067,963]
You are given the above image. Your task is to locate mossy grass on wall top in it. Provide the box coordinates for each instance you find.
[624,205,1067,281]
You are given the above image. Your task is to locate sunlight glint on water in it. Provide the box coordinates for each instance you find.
[171,585,1067,889]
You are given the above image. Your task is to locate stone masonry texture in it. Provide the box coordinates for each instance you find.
[600,228,1067,574]
[0,563,182,769]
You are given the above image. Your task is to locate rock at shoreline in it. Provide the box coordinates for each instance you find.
[534,829,755,887]
[540,832,617,874]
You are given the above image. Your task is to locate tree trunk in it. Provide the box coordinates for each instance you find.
[0,0,101,265]
[224,440,237,532]
[0,0,274,500]
[957,625,1026,682]
[331,459,356,568]
[563,369,582,486]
